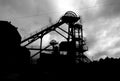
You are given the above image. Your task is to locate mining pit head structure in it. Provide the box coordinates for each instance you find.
[21,11,90,64]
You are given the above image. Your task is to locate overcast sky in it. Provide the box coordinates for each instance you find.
[1,0,120,60]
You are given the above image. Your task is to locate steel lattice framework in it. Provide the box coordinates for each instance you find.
[21,11,90,63]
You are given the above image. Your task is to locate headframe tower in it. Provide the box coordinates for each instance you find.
[21,11,90,64]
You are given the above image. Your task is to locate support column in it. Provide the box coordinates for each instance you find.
[39,37,43,58]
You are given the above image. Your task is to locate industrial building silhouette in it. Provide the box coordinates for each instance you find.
[21,11,91,64]
[0,21,30,80]
[0,11,120,80]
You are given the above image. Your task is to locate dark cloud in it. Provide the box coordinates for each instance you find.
[98,0,120,18]
[0,0,54,20]
[0,0,12,6]
[82,0,120,22]
[0,0,32,15]
[81,0,120,59]
[0,0,53,28]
